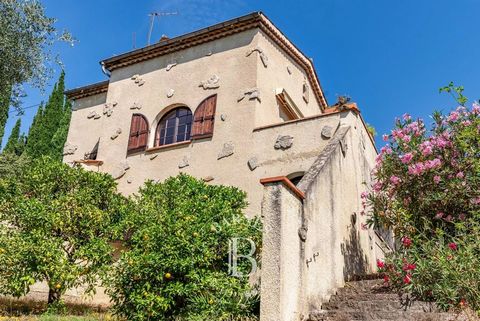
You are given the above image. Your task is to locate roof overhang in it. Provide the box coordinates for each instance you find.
[100,11,328,109]
[65,80,109,100]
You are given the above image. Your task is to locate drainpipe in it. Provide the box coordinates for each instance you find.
[101,62,111,77]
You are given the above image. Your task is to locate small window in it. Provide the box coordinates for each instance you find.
[155,107,192,146]
[192,95,217,139]
[127,114,149,153]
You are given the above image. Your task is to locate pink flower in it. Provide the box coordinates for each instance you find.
[400,153,414,164]
[472,197,480,205]
[402,263,416,271]
[425,158,442,170]
[403,274,412,284]
[360,192,368,199]
[448,242,458,251]
[473,102,480,115]
[382,134,389,142]
[377,259,385,269]
[402,237,412,248]
[403,113,412,121]
[456,172,464,179]
[434,175,441,184]
[408,162,425,175]
[373,182,383,193]
[403,135,412,143]
[383,275,390,284]
[435,212,444,219]
[448,111,460,122]
[459,214,466,221]
[390,176,401,185]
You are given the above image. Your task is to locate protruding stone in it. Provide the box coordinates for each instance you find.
[199,74,220,90]
[274,135,294,150]
[303,80,310,103]
[131,74,145,86]
[321,126,333,139]
[246,47,268,68]
[238,88,261,102]
[103,102,116,117]
[287,66,292,75]
[205,51,213,56]
[110,128,122,140]
[112,161,130,180]
[87,111,101,119]
[178,156,189,169]
[127,179,132,184]
[166,63,177,71]
[217,142,234,160]
[130,102,142,110]
[298,226,308,242]
[340,138,348,156]
[167,89,175,98]
[202,176,214,182]
[247,157,258,171]
[220,114,227,121]
[63,143,78,156]
[149,154,158,160]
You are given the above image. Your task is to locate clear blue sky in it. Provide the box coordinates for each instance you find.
[6,0,480,147]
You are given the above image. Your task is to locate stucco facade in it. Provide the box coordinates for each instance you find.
[61,12,386,316]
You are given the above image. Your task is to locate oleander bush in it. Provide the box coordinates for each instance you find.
[107,174,262,321]
[365,87,480,313]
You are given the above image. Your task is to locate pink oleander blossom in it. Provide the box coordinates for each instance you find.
[400,153,414,164]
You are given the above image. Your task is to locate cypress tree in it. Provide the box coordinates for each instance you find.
[3,118,21,155]
[24,103,44,157]
[16,133,26,156]
[50,99,72,161]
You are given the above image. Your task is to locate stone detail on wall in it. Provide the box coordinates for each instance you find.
[237,88,261,102]
[247,157,259,171]
[166,89,175,98]
[166,62,177,71]
[112,161,130,180]
[217,142,234,159]
[130,102,142,110]
[303,79,310,103]
[63,143,78,156]
[220,114,227,121]
[199,74,220,90]
[87,111,101,120]
[246,47,268,68]
[321,125,333,139]
[274,135,294,150]
[205,51,213,56]
[131,74,145,86]
[178,156,189,169]
[202,176,214,182]
[298,226,308,242]
[287,66,292,75]
[149,154,158,160]
[110,128,122,140]
[103,102,117,117]
[127,179,132,184]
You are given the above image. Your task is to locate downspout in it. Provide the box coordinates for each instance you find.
[101,62,111,78]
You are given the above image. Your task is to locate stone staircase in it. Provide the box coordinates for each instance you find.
[307,278,469,321]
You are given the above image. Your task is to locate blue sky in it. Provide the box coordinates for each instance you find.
[6,0,480,147]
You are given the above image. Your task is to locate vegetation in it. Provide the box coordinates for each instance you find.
[3,118,25,156]
[0,0,73,143]
[24,71,72,161]
[0,157,129,307]
[366,85,480,313]
[107,174,262,321]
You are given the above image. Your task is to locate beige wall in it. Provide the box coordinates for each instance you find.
[64,28,337,217]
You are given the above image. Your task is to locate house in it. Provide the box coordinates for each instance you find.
[64,12,387,321]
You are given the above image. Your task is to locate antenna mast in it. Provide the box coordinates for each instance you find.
[147,11,178,45]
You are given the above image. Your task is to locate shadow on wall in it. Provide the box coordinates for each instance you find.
[341,213,370,281]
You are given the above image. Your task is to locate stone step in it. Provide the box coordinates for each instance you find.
[330,293,401,302]
[308,310,466,321]
[322,299,438,313]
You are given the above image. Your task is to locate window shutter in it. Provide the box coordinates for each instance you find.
[127,114,149,153]
[192,95,217,138]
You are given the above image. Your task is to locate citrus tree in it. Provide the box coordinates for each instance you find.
[366,86,480,313]
[0,157,129,307]
[107,174,262,321]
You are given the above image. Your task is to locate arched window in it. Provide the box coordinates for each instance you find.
[155,107,192,146]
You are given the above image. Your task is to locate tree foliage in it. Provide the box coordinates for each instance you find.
[366,89,480,313]
[0,157,129,305]
[0,0,72,143]
[3,118,22,155]
[107,174,262,321]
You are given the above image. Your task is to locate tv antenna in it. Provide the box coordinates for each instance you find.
[147,11,178,45]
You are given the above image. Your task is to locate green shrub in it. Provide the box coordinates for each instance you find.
[107,174,262,321]
[0,156,128,305]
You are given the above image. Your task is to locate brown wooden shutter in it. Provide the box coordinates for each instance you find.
[127,114,149,153]
[192,95,217,139]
